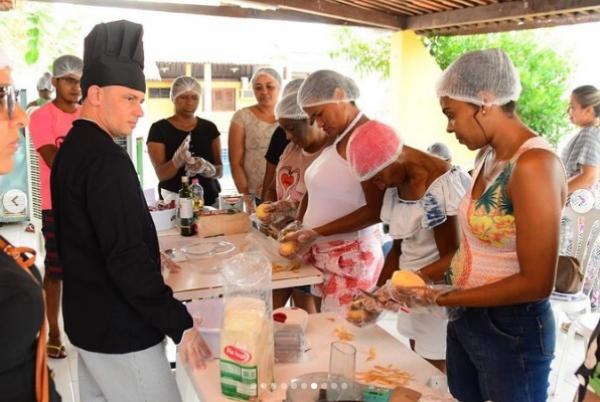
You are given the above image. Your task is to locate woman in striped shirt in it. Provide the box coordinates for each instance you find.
[561,85,600,194]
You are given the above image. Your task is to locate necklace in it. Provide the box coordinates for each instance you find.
[481,149,508,183]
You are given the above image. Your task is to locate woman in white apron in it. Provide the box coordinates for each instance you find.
[281,70,385,314]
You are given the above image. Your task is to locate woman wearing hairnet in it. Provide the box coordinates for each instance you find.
[427,141,452,162]
[279,70,385,314]
[147,76,221,205]
[426,49,566,401]
[346,121,471,372]
[259,80,330,312]
[228,67,281,201]
[0,48,61,402]
[27,72,53,110]
[262,78,304,202]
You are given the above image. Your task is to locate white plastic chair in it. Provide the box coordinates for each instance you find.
[550,200,600,396]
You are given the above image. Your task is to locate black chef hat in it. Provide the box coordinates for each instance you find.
[81,20,146,99]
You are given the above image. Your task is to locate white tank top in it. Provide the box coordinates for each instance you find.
[303,112,377,242]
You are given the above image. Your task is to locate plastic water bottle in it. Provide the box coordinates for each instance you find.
[191,178,204,216]
[179,176,194,237]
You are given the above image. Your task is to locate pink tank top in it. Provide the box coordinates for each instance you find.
[448,137,554,289]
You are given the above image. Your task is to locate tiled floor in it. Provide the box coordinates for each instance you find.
[0,221,588,401]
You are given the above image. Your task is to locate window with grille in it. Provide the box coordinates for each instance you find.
[212,88,236,111]
[148,88,171,99]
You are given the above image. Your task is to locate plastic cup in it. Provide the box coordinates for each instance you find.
[329,341,356,381]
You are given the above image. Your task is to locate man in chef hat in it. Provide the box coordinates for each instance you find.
[51,20,211,402]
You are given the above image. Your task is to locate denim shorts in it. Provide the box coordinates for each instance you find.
[446,299,555,402]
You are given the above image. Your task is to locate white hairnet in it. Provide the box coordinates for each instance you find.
[170,75,201,101]
[281,78,304,97]
[276,92,307,120]
[347,120,403,181]
[0,48,11,70]
[37,72,53,91]
[297,69,360,108]
[251,67,282,87]
[427,142,452,161]
[436,48,521,106]
[52,55,83,78]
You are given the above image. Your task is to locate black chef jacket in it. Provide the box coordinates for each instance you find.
[51,119,192,354]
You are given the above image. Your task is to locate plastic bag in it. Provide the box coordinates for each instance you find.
[388,282,457,320]
[219,251,275,400]
[256,199,296,225]
[345,293,385,327]
[244,232,301,273]
[277,220,303,241]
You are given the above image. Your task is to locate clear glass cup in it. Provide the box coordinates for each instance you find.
[242,193,256,214]
[329,341,356,381]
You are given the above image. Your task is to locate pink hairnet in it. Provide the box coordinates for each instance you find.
[347,120,403,181]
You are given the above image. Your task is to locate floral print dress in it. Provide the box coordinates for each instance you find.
[230,108,279,197]
[305,234,384,314]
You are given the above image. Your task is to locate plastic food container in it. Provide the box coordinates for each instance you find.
[185,298,224,356]
[150,207,176,232]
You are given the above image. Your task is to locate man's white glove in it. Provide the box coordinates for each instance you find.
[186,157,217,178]
[172,134,191,168]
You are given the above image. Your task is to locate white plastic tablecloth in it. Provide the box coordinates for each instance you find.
[175,313,452,401]
[158,229,323,300]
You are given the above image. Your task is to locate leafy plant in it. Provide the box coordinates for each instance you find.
[329,27,391,79]
[0,3,81,70]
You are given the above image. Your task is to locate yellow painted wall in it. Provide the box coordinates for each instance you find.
[390,31,475,169]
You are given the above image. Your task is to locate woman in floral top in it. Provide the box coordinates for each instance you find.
[228,68,281,200]
[432,49,567,402]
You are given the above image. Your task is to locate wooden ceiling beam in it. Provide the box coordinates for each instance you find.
[406,0,600,31]
[251,0,405,29]
[30,0,384,27]
[408,0,450,13]
[418,8,600,35]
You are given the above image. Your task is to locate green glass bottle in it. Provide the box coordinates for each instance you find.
[179,176,194,236]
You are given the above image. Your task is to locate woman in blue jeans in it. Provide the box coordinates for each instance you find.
[425,49,567,402]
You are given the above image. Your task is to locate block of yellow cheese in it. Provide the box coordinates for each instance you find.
[220,297,274,401]
[255,203,270,220]
[278,241,299,257]
[391,270,426,288]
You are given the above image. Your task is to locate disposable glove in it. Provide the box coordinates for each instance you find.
[186,157,217,178]
[172,134,191,168]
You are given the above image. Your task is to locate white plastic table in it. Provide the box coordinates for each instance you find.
[175,313,451,402]
[158,229,323,300]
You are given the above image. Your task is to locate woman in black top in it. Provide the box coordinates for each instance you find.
[0,49,61,401]
[147,76,222,206]
[261,126,289,201]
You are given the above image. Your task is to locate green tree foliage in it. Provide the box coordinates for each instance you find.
[0,3,81,70]
[424,32,572,147]
[330,28,573,147]
[329,27,391,79]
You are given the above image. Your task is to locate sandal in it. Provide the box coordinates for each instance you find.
[47,343,67,359]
